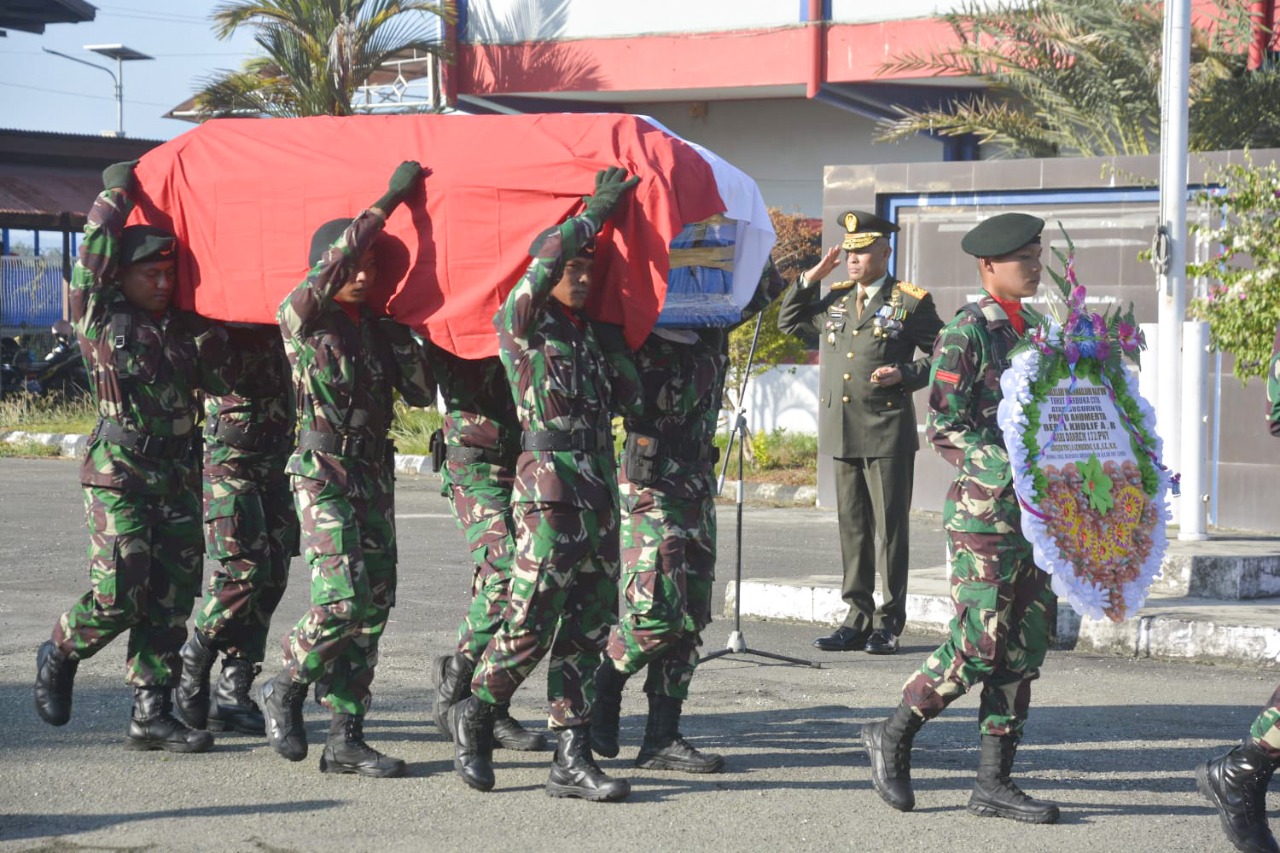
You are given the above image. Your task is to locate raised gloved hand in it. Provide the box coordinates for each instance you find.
[102,160,139,194]
[583,167,640,223]
[373,160,425,214]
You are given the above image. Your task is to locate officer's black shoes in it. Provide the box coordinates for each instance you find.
[174,630,218,730]
[862,703,926,812]
[967,734,1061,824]
[432,652,474,740]
[1196,738,1280,853]
[319,713,406,778]
[635,694,724,774]
[813,626,870,652]
[493,703,547,751]
[590,660,629,758]
[546,725,631,802]
[448,695,496,792]
[125,686,214,753]
[261,669,309,762]
[208,657,266,735]
[864,629,900,655]
[34,639,78,727]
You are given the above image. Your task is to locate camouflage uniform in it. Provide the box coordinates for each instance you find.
[1247,336,1280,753]
[900,294,1055,738]
[276,212,434,717]
[194,324,297,662]
[433,349,520,662]
[471,210,629,729]
[50,186,225,687]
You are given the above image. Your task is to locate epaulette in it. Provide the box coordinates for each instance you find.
[897,281,928,300]
[829,280,856,291]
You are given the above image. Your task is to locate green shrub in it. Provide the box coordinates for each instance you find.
[389,400,443,455]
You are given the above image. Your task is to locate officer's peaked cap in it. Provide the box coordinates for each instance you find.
[835,210,898,251]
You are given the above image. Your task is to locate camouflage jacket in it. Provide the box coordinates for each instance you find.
[1268,330,1280,437]
[926,292,1040,534]
[494,211,630,507]
[202,323,294,481]
[72,188,227,493]
[432,348,519,455]
[278,210,434,498]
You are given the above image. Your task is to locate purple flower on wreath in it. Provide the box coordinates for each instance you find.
[1066,256,1080,287]
[1095,337,1112,362]
[1065,340,1081,365]
[1029,323,1053,354]
[1090,312,1108,338]
[1068,284,1086,311]
[1117,321,1142,353]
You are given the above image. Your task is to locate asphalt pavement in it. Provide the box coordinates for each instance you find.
[0,457,1268,852]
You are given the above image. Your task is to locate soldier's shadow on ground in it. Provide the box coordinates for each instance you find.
[0,800,345,842]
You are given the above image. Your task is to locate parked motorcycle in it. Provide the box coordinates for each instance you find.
[0,322,88,399]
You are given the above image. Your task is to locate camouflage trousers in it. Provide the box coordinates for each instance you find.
[193,467,298,662]
[441,459,515,663]
[281,470,396,716]
[1249,686,1280,758]
[472,500,619,728]
[53,485,203,686]
[901,531,1054,738]
[604,487,715,700]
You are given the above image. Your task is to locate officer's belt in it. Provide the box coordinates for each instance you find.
[626,425,719,464]
[444,444,510,465]
[93,417,193,460]
[205,415,292,455]
[520,427,611,452]
[297,429,386,460]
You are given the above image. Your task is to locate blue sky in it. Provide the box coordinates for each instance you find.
[0,1,259,141]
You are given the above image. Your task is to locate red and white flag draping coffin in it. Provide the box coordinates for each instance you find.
[127,112,764,357]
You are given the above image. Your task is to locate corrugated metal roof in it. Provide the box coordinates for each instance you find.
[0,164,99,231]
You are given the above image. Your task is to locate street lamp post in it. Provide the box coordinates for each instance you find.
[42,43,153,137]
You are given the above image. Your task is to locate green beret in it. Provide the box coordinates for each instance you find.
[961,213,1045,257]
[835,209,899,251]
[309,218,354,267]
[118,225,175,266]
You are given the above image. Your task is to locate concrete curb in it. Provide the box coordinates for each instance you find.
[727,569,1280,670]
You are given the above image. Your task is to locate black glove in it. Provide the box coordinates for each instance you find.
[583,167,640,223]
[102,160,139,194]
[373,160,425,214]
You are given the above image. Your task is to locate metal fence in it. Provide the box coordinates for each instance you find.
[1,255,64,331]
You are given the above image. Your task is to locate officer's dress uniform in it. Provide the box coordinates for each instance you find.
[778,234,941,648]
[274,211,433,717]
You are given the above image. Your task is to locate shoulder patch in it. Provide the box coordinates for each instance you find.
[897,281,928,300]
[829,280,855,291]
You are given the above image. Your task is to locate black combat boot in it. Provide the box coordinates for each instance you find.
[635,694,725,773]
[319,712,407,777]
[174,630,218,730]
[590,660,629,758]
[260,668,308,762]
[126,686,214,753]
[432,652,474,740]
[968,734,1061,824]
[493,703,547,751]
[448,695,496,792]
[1196,738,1280,853]
[34,640,78,727]
[208,657,266,735]
[546,725,631,802]
[862,703,926,812]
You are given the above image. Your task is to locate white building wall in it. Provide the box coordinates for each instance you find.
[632,98,941,215]
[741,364,819,436]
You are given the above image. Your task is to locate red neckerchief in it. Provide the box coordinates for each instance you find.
[558,301,585,331]
[990,294,1026,336]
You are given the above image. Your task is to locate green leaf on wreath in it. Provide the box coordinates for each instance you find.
[1079,453,1115,513]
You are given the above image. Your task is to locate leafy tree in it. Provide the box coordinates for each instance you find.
[193,0,454,119]
[877,0,1280,157]
[723,208,820,407]
[1187,155,1280,381]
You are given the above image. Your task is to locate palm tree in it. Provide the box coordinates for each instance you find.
[193,0,455,119]
[877,0,1280,157]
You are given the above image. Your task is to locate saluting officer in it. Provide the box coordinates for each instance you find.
[777,210,942,654]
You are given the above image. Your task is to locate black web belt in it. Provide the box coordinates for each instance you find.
[93,418,193,460]
[205,415,292,455]
[444,444,509,465]
[297,429,387,460]
[520,427,611,452]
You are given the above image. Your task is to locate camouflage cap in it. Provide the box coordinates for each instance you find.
[836,210,898,252]
[118,225,176,266]
[309,218,354,267]
[961,212,1045,257]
